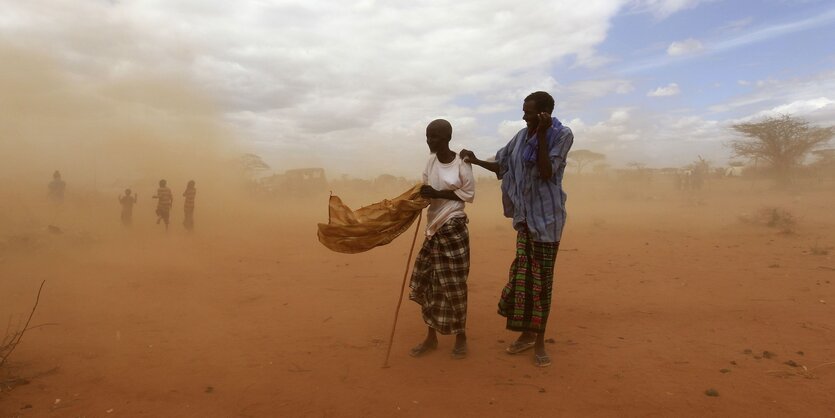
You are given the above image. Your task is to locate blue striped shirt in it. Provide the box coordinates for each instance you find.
[495,119,574,243]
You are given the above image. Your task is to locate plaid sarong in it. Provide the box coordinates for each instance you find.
[498,229,559,333]
[409,216,469,335]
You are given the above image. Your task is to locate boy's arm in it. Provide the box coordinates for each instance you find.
[421,163,474,202]
[420,186,461,201]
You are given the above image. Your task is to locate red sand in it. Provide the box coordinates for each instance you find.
[2,177,834,417]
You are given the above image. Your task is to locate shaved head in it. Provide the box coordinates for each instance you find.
[426,119,452,140]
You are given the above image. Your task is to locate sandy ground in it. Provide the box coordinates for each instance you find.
[1,177,834,418]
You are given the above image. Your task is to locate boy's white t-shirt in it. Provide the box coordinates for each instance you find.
[422,153,475,237]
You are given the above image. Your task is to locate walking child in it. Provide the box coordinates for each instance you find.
[152,179,173,230]
[119,189,137,226]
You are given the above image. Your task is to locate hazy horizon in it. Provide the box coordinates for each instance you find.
[2,0,834,183]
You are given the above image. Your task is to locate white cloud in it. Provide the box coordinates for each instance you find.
[764,97,835,116]
[565,107,730,166]
[498,120,526,140]
[735,97,835,123]
[647,83,681,97]
[710,70,835,120]
[0,0,627,177]
[667,38,704,56]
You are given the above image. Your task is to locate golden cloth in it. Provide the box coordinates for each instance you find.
[317,184,429,253]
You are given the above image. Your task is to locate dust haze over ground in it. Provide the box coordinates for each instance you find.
[2,49,835,417]
[0,44,242,200]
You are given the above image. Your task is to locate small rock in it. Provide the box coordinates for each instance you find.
[545,338,556,344]
[743,349,753,355]
[763,351,776,359]
[719,368,731,373]
[539,388,546,393]
[705,389,719,397]
[205,386,214,393]
[730,361,737,365]
[796,351,804,356]
[784,360,799,368]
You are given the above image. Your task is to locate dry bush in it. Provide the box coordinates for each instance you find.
[810,240,832,256]
[738,207,797,232]
[1,281,45,372]
[1,318,27,364]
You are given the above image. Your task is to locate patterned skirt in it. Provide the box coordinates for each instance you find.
[498,229,559,333]
[409,216,469,335]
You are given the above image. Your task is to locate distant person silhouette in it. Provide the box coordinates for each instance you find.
[119,189,138,226]
[48,170,66,203]
[152,179,173,231]
[182,180,196,231]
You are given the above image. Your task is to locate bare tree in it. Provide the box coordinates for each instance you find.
[729,115,835,183]
[567,149,606,174]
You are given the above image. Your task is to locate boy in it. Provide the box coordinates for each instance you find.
[119,188,138,226]
[408,119,475,359]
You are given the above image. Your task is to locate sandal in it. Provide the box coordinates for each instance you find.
[506,340,536,354]
[535,353,552,367]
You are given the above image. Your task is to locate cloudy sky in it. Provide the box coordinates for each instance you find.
[2,0,835,177]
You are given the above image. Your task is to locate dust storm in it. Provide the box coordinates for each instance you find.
[2,46,835,418]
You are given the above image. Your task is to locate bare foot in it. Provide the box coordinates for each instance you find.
[452,334,467,359]
[409,339,438,357]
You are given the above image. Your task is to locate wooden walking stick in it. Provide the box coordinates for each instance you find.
[382,211,423,368]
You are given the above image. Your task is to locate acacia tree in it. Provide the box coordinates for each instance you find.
[729,115,834,182]
[567,149,606,174]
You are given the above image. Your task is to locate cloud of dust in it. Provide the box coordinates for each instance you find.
[0,43,267,239]
[0,43,244,195]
